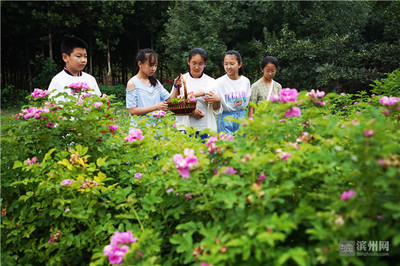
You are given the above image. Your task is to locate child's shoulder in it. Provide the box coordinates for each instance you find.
[127,76,138,91]
[273,80,282,89]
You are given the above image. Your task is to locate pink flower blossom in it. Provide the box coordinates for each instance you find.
[68,82,90,95]
[241,153,251,162]
[81,92,93,99]
[340,190,356,201]
[172,123,177,128]
[152,110,166,118]
[363,129,375,137]
[269,94,280,102]
[281,152,292,162]
[20,106,50,120]
[189,97,197,102]
[285,106,302,118]
[65,208,70,212]
[383,108,390,116]
[25,156,38,165]
[109,124,118,131]
[185,194,193,199]
[201,263,213,266]
[125,128,144,142]
[280,88,299,103]
[379,96,399,106]
[103,245,114,256]
[173,149,198,178]
[48,235,55,243]
[134,173,142,179]
[166,188,174,193]
[376,215,385,221]
[306,89,325,105]
[205,133,234,154]
[258,174,266,181]
[46,121,54,128]
[92,102,103,108]
[222,167,236,175]
[108,245,129,265]
[60,179,74,186]
[111,231,137,246]
[31,88,50,99]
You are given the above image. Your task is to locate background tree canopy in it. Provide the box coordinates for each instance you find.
[1,1,399,107]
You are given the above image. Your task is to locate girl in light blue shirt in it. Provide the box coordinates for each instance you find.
[126,48,179,129]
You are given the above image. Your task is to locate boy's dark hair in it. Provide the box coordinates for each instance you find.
[261,56,279,69]
[61,37,88,56]
[187,48,208,73]
[136,48,159,86]
[225,50,243,76]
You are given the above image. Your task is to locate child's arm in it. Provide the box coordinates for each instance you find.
[126,80,168,116]
[248,106,255,118]
[128,102,168,116]
[204,91,221,111]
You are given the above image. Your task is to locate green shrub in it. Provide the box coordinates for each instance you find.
[1,83,399,265]
[99,84,126,104]
[0,84,28,108]
[30,57,58,89]
[371,69,400,97]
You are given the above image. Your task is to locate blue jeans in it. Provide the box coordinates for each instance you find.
[218,109,246,134]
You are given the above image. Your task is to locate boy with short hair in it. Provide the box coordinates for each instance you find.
[47,36,101,102]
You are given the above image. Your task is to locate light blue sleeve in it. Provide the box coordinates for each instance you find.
[126,89,138,108]
[159,84,171,101]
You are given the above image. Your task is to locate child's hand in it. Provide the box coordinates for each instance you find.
[190,109,204,120]
[174,74,182,89]
[156,101,168,111]
[204,91,221,104]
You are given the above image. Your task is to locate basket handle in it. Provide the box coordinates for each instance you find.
[181,74,188,100]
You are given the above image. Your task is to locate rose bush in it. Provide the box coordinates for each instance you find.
[1,78,399,265]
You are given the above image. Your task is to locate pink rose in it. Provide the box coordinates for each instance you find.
[269,94,280,102]
[109,124,118,131]
[222,167,236,175]
[285,106,302,118]
[125,128,144,142]
[134,173,142,179]
[379,96,399,106]
[340,190,356,201]
[280,88,299,103]
[31,88,50,99]
[108,245,129,265]
[92,102,103,108]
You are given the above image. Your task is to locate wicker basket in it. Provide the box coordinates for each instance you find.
[168,75,197,115]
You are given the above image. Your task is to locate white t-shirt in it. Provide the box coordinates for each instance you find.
[216,74,251,112]
[175,73,222,132]
[47,70,101,102]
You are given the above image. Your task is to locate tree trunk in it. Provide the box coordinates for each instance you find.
[48,24,53,60]
[89,38,93,75]
[106,36,111,86]
[25,41,32,92]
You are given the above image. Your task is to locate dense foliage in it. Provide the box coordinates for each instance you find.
[1,74,399,265]
[1,1,399,108]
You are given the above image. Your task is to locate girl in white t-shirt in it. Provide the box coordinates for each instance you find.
[172,48,222,139]
[215,50,251,134]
